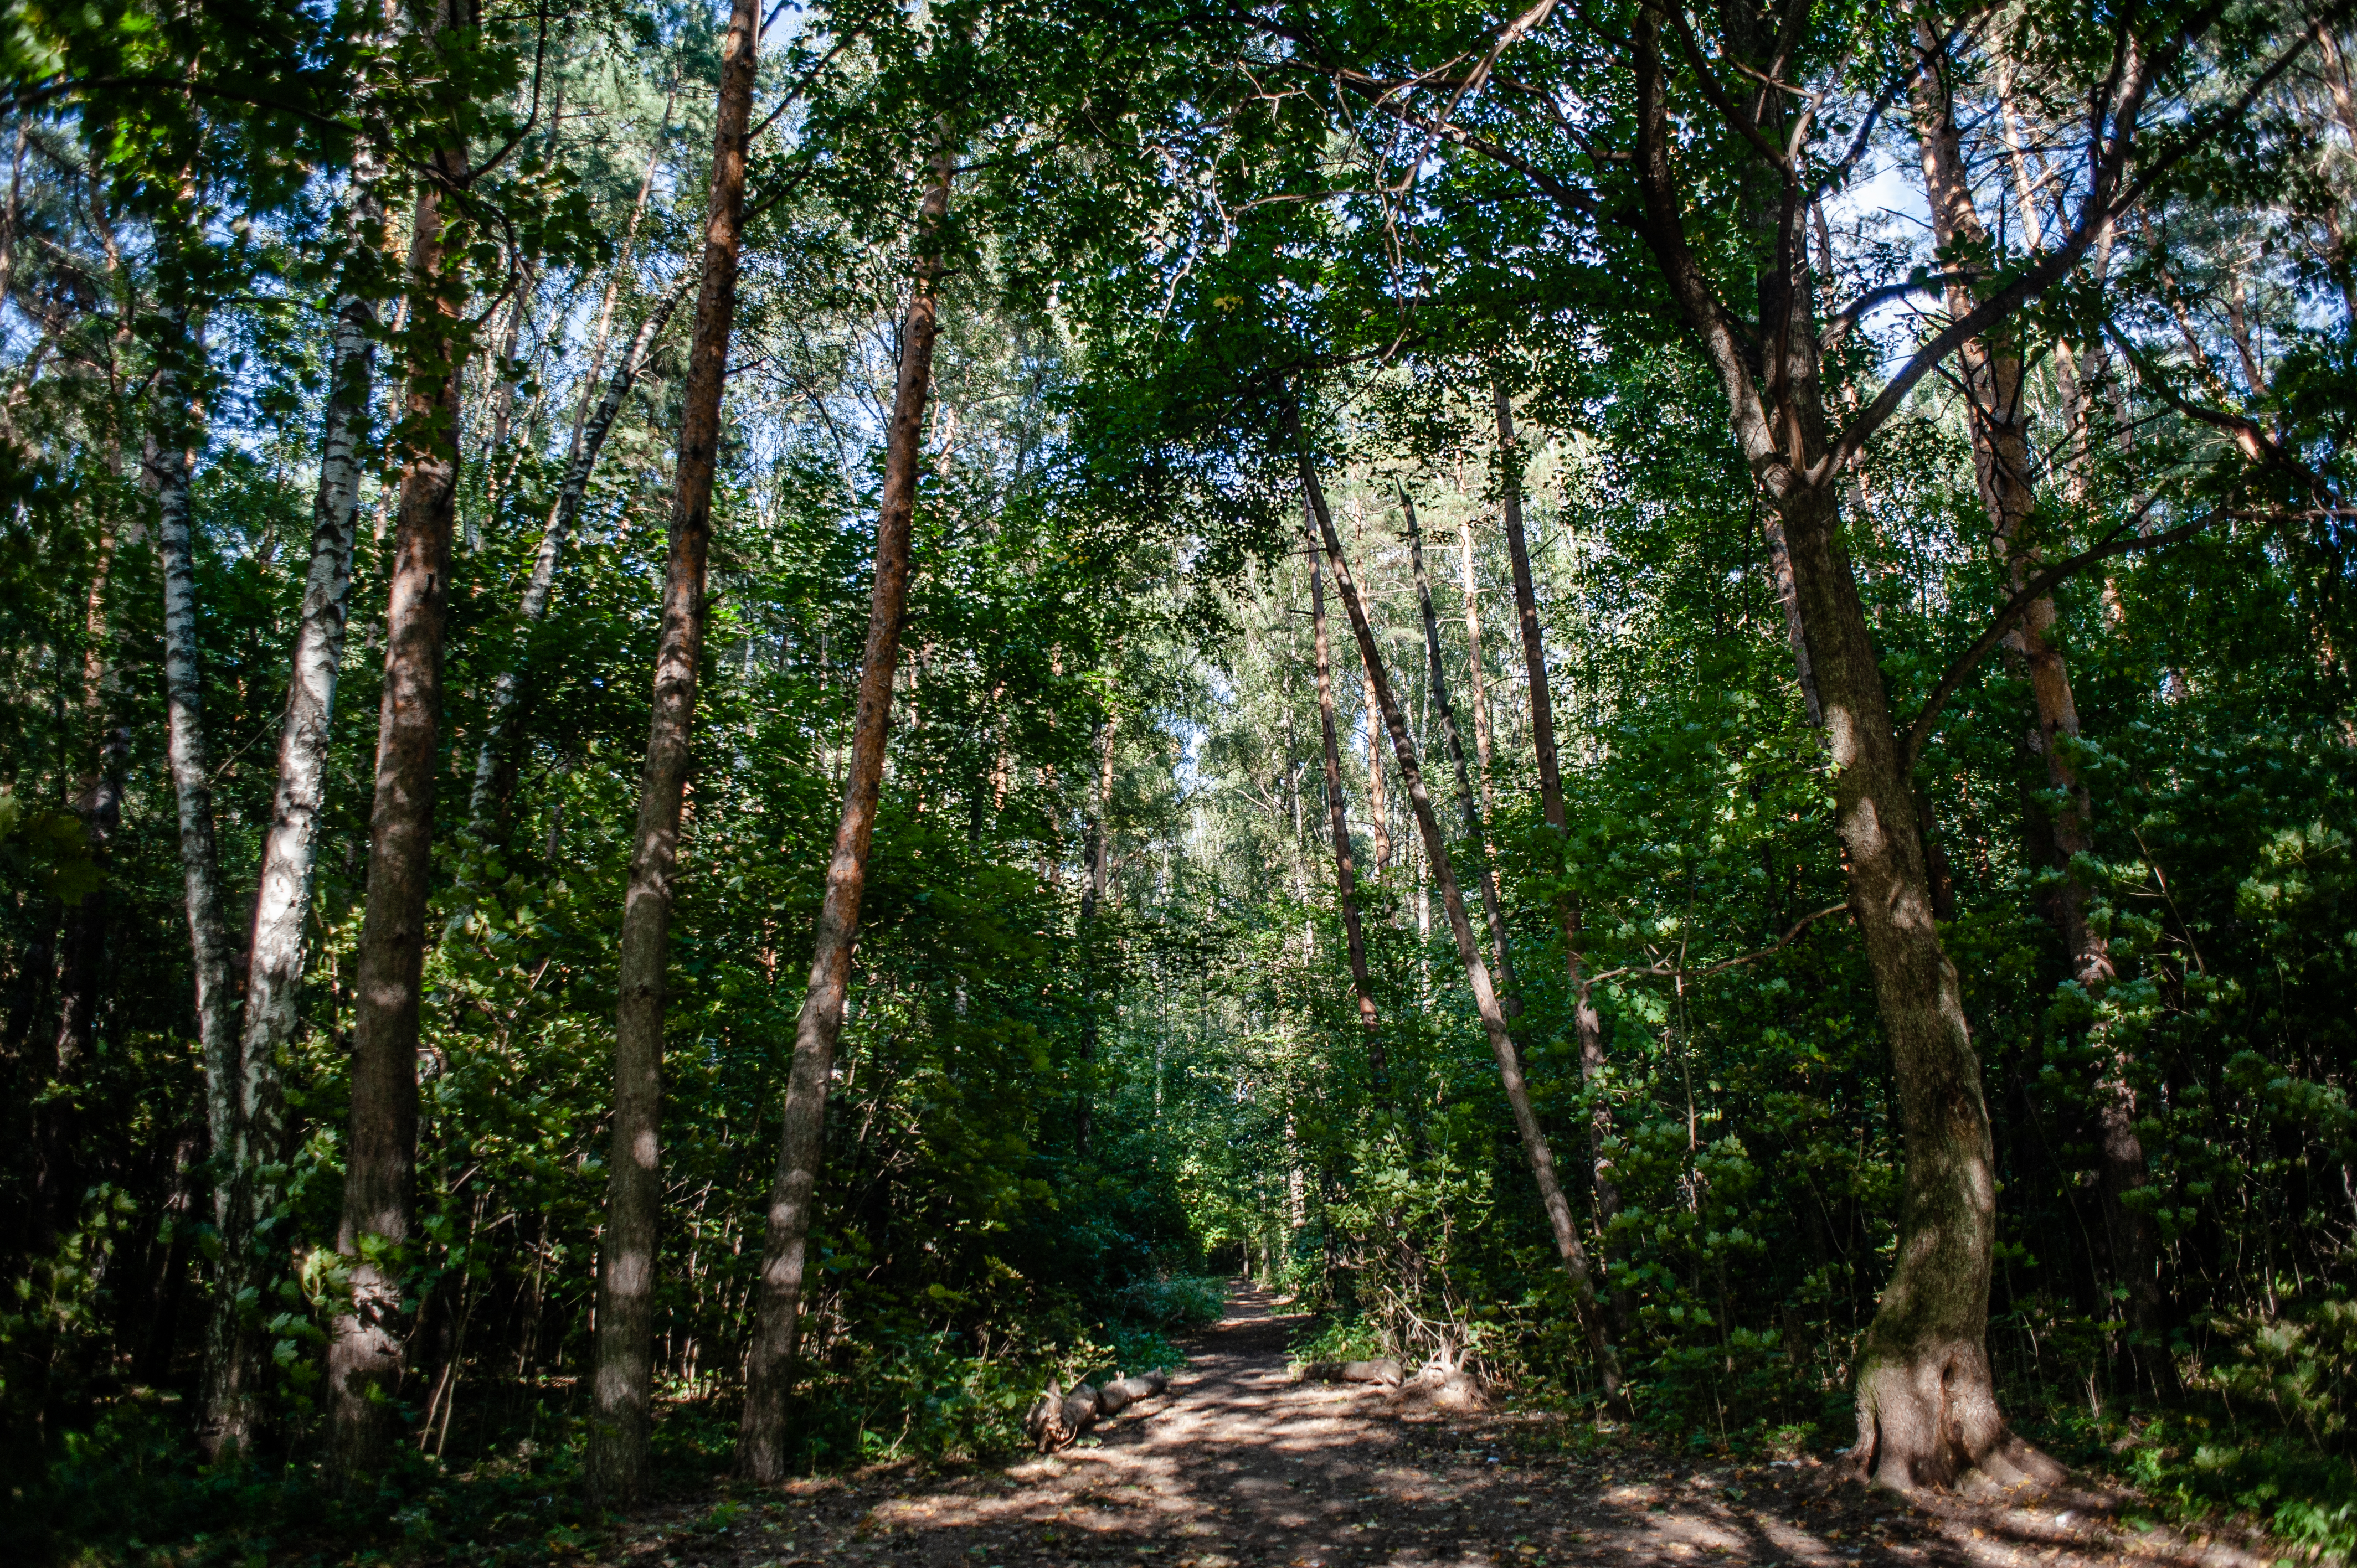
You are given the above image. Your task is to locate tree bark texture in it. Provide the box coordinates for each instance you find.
[1309,521,1383,1082]
[203,194,380,1459]
[586,0,759,1507]
[738,133,953,1484]
[1910,23,2164,1392]
[327,45,470,1478]
[1294,405,1627,1415]
[1495,388,1629,1330]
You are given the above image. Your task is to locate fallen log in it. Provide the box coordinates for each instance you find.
[1299,1358,1403,1386]
[1092,1369,1167,1417]
[1023,1370,1171,1451]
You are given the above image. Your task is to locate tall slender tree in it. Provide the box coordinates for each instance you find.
[326,0,474,1481]
[586,0,760,1505]
[202,163,387,1462]
[1494,388,1627,1329]
[1293,400,1627,1415]
[739,126,955,1484]
[1308,517,1382,1082]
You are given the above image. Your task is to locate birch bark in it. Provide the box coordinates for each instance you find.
[202,178,384,1460]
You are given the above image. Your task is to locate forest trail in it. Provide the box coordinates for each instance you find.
[611,1285,2273,1568]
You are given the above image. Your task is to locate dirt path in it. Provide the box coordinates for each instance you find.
[611,1285,2274,1568]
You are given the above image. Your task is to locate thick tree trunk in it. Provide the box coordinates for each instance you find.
[1623,8,2058,1479]
[1911,29,2164,1393]
[469,273,694,821]
[1077,704,1118,1152]
[738,133,953,1484]
[326,47,469,1478]
[1494,388,1629,1329]
[1773,482,2048,1488]
[1294,406,1627,1415]
[1404,487,1519,1005]
[585,0,758,1507]
[202,189,381,1462]
[1309,524,1383,1083]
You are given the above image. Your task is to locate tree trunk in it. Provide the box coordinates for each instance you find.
[1309,520,1383,1084]
[202,180,382,1462]
[1456,514,1497,828]
[1358,660,1392,878]
[326,26,470,1477]
[1404,486,1519,1007]
[152,344,241,1256]
[1494,388,1629,1330]
[585,0,759,1508]
[1077,703,1118,1152]
[469,273,693,822]
[738,131,953,1484]
[1911,25,2164,1394]
[1293,403,1627,1415]
[1776,481,2047,1488]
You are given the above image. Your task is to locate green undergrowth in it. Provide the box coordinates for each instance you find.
[13,1280,1227,1567]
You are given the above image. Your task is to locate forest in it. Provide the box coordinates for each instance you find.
[1,0,2354,1562]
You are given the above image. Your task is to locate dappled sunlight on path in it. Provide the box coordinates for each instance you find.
[605,1283,2279,1568]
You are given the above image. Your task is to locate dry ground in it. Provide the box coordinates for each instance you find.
[596,1286,2285,1568]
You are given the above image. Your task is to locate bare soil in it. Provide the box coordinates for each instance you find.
[603,1285,2279,1568]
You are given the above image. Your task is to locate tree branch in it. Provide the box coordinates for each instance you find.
[1902,509,2225,770]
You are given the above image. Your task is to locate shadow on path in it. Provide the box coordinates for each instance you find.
[606,1282,2276,1568]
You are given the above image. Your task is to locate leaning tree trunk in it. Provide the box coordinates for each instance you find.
[469,271,694,822]
[1494,387,1630,1330]
[202,178,383,1463]
[1309,525,1383,1086]
[1911,27,2164,1393]
[586,0,759,1505]
[1404,486,1520,1006]
[738,131,954,1485]
[326,31,470,1479]
[1294,403,1627,1416]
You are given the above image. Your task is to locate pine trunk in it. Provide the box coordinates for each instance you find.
[738,133,953,1484]
[1295,406,1627,1414]
[585,0,759,1502]
[326,56,469,1479]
